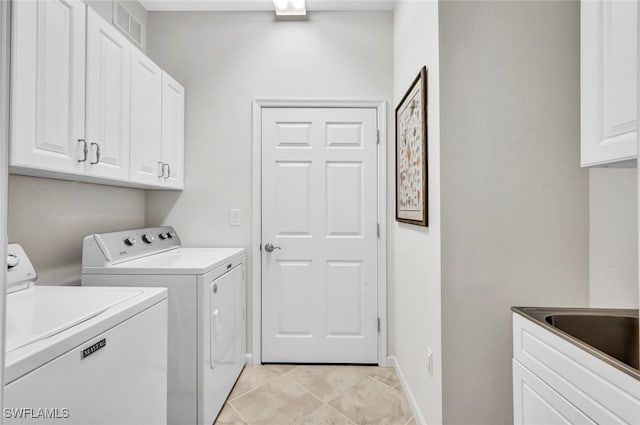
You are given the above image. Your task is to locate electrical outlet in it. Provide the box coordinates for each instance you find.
[229,209,240,226]
[426,347,433,377]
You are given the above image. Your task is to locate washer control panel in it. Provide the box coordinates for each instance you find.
[82,226,182,267]
[7,244,37,291]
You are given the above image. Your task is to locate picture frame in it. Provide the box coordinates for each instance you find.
[396,66,428,227]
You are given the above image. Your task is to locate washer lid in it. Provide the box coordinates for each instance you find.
[6,286,142,352]
[85,247,246,275]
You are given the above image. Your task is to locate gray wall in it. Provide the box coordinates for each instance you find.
[8,176,145,285]
[145,11,393,353]
[589,168,638,308]
[439,1,589,424]
[392,1,442,423]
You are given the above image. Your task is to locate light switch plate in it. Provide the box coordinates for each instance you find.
[229,209,240,226]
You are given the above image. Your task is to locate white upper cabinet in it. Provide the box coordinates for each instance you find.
[85,7,131,181]
[10,0,86,174]
[161,72,185,190]
[10,2,184,190]
[130,49,163,186]
[581,0,638,167]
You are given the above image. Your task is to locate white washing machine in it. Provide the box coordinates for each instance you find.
[81,226,246,425]
[5,244,168,425]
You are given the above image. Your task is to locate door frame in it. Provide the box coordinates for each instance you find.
[251,99,388,366]
[0,0,10,409]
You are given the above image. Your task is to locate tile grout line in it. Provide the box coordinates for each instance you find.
[226,401,252,425]
[227,367,288,403]
[323,402,359,425]
[403,417,414,425]
[290,369,370,408]
[225,365,412,425]
[369,374,406,396]
[278,374,350,424]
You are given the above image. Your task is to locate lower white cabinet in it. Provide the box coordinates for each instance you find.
[513,360,597,425]
[512,313,640,425]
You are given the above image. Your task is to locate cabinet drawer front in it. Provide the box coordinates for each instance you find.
[513,314,640,424]
[513,359,597,425]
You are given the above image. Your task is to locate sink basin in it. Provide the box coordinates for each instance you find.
[545,313,638,370]
[512,307,639,380]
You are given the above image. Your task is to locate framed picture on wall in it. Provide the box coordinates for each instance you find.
[396,66,428,227]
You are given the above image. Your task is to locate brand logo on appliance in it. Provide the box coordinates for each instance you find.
[81,338,106,359]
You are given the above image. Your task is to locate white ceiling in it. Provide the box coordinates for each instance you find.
[139,0,396,12]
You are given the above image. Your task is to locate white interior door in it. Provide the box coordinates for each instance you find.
[261,107,379,364]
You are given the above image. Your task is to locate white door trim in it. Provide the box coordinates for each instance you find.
[251,99,387,366]
[0,0,11,409]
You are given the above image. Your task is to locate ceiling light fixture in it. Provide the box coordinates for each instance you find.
[273,0,306,16]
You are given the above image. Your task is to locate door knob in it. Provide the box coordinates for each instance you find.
[264,243,281,253]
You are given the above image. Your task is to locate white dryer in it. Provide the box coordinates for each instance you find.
[81,226,246,425]
[5,244,168,425]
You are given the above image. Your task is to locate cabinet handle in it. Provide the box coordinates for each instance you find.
[158,162,165,178]
[164,163,170,179]
[90,142,101,165]
[77,139,88,163]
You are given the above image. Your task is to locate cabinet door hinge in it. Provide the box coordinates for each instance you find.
[377,317,381,333]
[376,129,380,144]
[377,223,380,238]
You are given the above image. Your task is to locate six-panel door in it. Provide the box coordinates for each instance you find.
[261,107,379,364]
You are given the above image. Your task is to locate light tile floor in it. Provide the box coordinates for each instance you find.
[214,364,415,425]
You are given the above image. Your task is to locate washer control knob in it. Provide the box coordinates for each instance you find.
[142,233,155,244]
[167,231,176,239]
[159,232,168,240]
[7,254,19,268]
[124,237,136,246]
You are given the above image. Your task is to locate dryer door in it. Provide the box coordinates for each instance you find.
[210,264,242,368]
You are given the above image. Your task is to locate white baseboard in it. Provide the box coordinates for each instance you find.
[388,356,427,425]
[245,353,259,366]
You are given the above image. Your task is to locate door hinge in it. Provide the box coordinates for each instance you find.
[376,129,380,144]
[259,243,262,251]
[377,223,380,238]
[377,317,381,333]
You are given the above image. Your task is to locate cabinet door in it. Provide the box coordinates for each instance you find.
[161,71,185,189]
[130,48,162,186]
[513,360,596,425]
[581,0,638,166]
[10,0,86,174]
[85,7,130,181]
